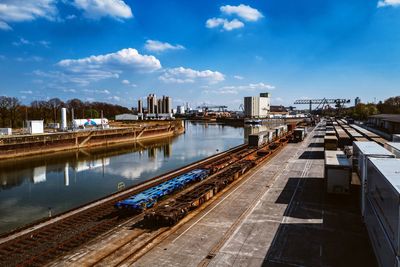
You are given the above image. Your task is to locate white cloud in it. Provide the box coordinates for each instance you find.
[207,82,275,95]
[66,14,77,20]
[121,79,130,84]
[220,4,263,22]
[206,18,244,31]
[234,75,244,80]
[144,40,185,53]
[63,88,76,93]
[12,37,31,46]
[159,67,225,84]
[39,40,50,47]
[83,89,110,94]
[20,90,33,94]
[16,56,43,62]
[0,0,58,30]
[55,48,161,85]
[0,21,12,30]
[206,4,262,32]
[73,0,133,19]
[377,0,400,7]
[12,38,50,47]
[108,95,121,101]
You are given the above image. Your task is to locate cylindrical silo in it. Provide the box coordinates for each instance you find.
[61,108,67,130]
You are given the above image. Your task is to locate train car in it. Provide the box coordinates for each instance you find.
[115,169,210,211]
[293,128,305,142]
[248,130,273,147]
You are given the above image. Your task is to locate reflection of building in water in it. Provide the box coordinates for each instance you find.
[74,158,110,173]
[148,147,156,159]
[163,143,172,157]
[0,169,31,189]
[64,162,69,186]
[33,166,46,184]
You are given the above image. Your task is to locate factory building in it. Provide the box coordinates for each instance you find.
[137,99,143,114]
[147,94,157,114]
[244,93,270,118]
[164,96,172,114]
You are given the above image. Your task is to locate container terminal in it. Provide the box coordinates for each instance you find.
[1,116,400,267]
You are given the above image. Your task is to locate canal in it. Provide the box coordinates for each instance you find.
[0,121,247,234]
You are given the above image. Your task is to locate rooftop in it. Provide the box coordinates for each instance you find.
[369,114,400,123]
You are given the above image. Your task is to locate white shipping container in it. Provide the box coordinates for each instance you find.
[365,197,398,267]
[386,142,400,158]
[27,120,44,134]
[367,158,400,256]
[353,141,395,216]
[0,128,12,135]
[324,151,352,194]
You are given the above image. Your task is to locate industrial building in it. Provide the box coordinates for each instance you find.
[176,105,185,114]
[368,114,400,134]
[147,94,157,114]
[269,105,289,116]
[138,99,143,114]
[355,97,361,106]
[244,92,271,118]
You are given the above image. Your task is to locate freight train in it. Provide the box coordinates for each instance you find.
[115,123,293,225]
[248,125,289,148]
[114,169,210,211]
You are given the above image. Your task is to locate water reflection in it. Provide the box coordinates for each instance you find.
[0,139,173,191]
[0,122,244,234]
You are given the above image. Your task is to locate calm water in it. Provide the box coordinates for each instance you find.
[0,121,244,234]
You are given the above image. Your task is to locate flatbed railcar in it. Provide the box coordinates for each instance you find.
[115,169,210,211]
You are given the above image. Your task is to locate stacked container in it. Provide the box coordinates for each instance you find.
[352,141,395,216]
[385,142,400,158]
[366,158,400,267]
[324,136,338,150]
[324,151,352,194]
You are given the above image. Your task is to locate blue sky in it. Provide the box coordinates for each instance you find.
[0,0,399,110]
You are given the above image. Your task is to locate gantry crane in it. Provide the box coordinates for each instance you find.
[294,98,350,113]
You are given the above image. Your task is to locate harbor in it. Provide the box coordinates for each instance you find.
[0,118,389,267]
[1,1,400,266]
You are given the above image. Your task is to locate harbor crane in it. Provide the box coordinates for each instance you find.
[294,98,350,113]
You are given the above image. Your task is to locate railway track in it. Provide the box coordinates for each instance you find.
[0,132,292,267]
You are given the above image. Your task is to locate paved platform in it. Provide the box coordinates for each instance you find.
[133,126,377,267]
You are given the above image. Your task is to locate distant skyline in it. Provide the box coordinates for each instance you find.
[0,0,399,109]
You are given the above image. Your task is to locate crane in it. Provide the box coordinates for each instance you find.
[197,105,228,112]
[294,98,350,113]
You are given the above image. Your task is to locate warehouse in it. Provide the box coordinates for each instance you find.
[368,114,400,134]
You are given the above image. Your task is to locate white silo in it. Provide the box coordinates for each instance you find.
[61,108,67,130]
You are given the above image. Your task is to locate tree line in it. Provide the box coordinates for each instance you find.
[0,96,131,128]
[321,96,400,120]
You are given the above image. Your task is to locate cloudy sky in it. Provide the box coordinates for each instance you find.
[0,0,399,109]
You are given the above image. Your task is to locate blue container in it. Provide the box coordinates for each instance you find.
[115,169,209,210]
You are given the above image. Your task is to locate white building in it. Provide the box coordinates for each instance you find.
[27,120,44,134]
[244,93,271,118]
[176,105,185,114]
